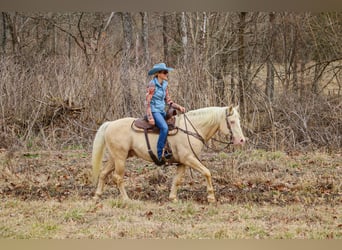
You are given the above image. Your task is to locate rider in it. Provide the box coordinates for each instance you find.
[146,63,186,164]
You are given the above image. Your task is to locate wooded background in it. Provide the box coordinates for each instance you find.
[0,12,341,152]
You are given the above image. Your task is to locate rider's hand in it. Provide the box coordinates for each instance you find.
[179,106,186,113]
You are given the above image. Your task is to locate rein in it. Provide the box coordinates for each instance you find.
[180,113,204,163]
[178,114,206,144]
[178,110,234,162]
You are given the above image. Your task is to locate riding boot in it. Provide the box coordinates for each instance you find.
[157,157,165,166]
[163,140,173,159]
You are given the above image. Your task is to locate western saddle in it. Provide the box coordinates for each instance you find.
[131,106,178,165]
[132,106,178,134]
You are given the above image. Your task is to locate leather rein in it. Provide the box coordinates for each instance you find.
[178,109,234,163]
[134,108,234,166]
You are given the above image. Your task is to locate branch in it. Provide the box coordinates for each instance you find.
[31,16,85,52]
[103,12,115,32]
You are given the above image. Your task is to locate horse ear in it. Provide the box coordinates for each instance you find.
[228,105,234,116]
[235,105,240,111]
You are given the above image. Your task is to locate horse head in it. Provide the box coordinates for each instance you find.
[219,105,246,145]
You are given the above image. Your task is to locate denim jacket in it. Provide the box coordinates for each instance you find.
[145,77,180,122]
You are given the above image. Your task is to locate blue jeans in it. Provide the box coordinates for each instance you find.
[152,112,168,160]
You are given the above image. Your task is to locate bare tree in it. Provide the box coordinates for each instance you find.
[0,11,340,151]
[238,12,247,116]
[140,12,150,67]
[179,12,188,63]
[1,12,7,54]
[265,12,276,101]
[308,13,342,95]
[121,12,134,116]
[3,12,19,54]
[162,13,169,64]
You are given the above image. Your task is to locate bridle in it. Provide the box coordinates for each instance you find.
[210,109,234,146]
[177,108,235,162]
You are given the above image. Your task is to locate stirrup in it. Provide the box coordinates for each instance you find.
[156,157,166,166]
[164,140,173,160]
[164,150,173,160]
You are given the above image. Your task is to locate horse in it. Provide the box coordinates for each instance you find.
[91,105,245,203]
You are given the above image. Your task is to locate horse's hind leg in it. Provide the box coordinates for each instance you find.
[113,158,130,201]
[169,164,186,202]
[94,158,115,200]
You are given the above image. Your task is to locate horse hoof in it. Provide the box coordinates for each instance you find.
[169,197,178,203]
[207,197,216,203]
[122,197,131,202]
[93,194,101,201]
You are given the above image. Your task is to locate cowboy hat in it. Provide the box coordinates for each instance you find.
[148,63,174,76]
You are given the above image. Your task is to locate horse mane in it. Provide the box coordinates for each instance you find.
[182,107,227,128]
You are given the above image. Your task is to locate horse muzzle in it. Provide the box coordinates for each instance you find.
[232,136,246,145]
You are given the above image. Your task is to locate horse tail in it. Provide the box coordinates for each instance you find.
[91,121,110,184]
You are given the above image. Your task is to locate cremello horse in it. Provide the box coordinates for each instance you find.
[92,106,245,203]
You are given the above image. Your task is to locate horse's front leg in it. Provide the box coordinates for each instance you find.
[184,156,216,203]
[169,164,186,203]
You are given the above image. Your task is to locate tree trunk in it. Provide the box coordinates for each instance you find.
[121,12,134,116]
[299,60,306,97]
[68,13,72,59]
[122,13,133,52]
[4,12,19,54]
[179,12,188,63]
[77,13,90,65]
[265,12,275,101]
[140,12,150,67]
[230,70,236,104]
[1,12,7,54]
[290,20,299,93]
[292,53,298,93]
[238,12,247,116]
[162,13,169,64]
[313,64,320,94]
[52,23,57,55]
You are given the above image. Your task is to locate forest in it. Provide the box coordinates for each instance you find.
[0,12,341,239]
[0,12,341,151]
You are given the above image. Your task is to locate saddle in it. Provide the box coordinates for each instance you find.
[132,106,178,134]
[131,106,178,166]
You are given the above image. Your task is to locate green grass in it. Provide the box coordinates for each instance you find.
[64,208,86,223]
[29,222,59,238]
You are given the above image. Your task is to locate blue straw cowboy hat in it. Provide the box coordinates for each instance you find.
[148,63,174,76]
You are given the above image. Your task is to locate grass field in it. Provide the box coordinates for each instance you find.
[0,148,341,239]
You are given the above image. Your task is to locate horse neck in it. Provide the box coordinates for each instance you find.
[182,107,224,141]
[202,123,220,141]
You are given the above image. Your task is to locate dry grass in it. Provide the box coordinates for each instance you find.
[0,196,340,239]
[0,148,341,239]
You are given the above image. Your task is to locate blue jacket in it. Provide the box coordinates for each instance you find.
[146,77,174,121]
[150,78,168,113]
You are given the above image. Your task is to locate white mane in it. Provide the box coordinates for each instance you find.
[182,107,227,128]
